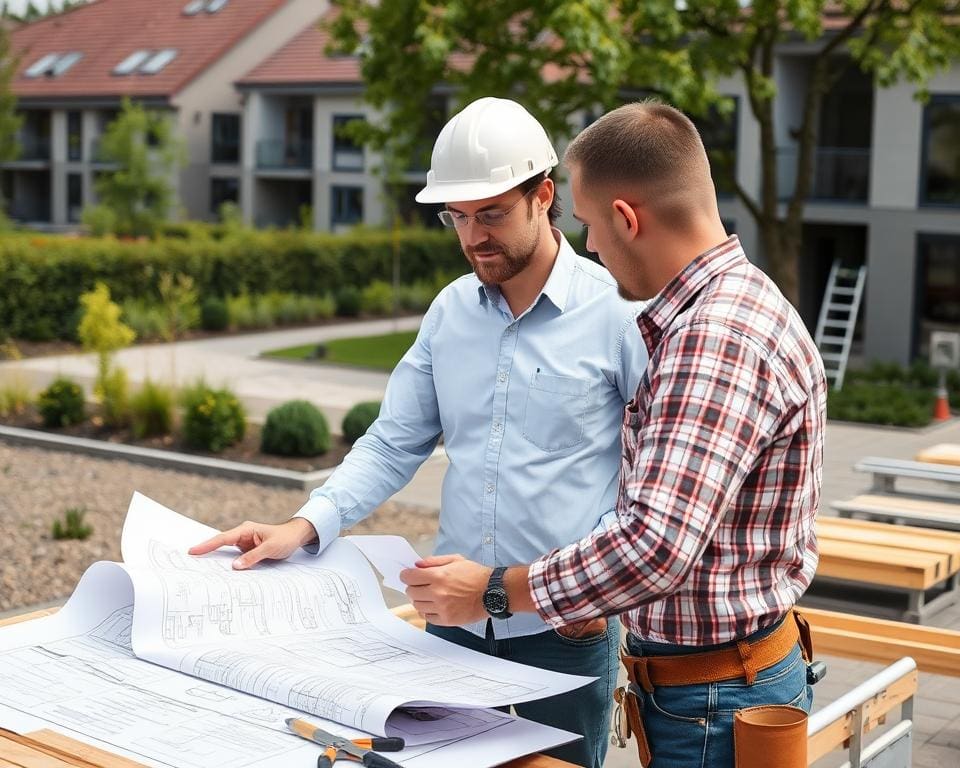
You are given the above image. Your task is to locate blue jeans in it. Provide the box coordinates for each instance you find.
[624,621,814,768]
[427,618,619,768]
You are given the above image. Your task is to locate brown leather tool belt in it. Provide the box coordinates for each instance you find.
[612,611,814,766]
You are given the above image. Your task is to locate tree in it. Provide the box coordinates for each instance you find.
[82,97,185,238]
[77,282,136,427]
[327,0,960,305]
[0,22,21,224]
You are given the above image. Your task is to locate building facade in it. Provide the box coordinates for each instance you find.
[2,2,959,364]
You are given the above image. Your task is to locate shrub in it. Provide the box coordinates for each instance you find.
[37,377,86,427]
[361,280,395,316]
[397,280,436,312]
[157,272,200,342]
[0,227,458,341]
[200,297,229,331]
[335,285,361,317]
[261,400,331,457]
[828,381,934,427]
[122,299,167,341]
[182,384,246,452]
[131,379,174,438]
[100,366,130,428]
[0,375,30,417]
[52,507,93,541]
[342,401,381,443]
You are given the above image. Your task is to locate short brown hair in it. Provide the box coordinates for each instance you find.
[564,101,715,229]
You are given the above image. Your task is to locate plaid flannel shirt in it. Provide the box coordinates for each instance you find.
[528,236,826,645]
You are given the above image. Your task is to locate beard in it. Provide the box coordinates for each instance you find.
[616,282,645,301]
[465,229,537,285]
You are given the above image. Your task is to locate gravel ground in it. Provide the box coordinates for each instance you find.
[0,442,439,614]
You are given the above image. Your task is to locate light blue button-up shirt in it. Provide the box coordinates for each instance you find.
[296,230,648,639]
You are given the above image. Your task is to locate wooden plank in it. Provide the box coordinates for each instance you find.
[916,443,960,467]
[806,670,917,762]
[816,539,945,589]
[803,607,960,678]
[24,733,145,768]
[0,609,59,629]
[817,518,960,573]
[0,732,91,768]
[837,494,960,516]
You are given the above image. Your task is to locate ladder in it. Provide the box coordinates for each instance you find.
[814,259,866,390]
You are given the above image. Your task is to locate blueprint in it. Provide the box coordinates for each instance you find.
[0,493,587,767]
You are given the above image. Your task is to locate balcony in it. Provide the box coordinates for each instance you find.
[256,138,313,170]
[14,135,50,162]
[777,147,871,203]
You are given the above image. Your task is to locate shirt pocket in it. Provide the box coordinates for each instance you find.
[521,371,590,452]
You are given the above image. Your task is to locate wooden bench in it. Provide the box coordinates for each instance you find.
[804,607,960,676]
[805,516,960,622]
[832,493,960,532]
[916,443,960,468]
[854,456,960,498]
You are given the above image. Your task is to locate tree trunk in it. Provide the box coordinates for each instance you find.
[759,220,800,307]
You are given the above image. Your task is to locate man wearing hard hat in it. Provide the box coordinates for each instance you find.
[191,97,648,767]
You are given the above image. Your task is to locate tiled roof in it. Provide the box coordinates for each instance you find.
[238,20,359,86]
[238,13,475,87]
[10,0,288,100]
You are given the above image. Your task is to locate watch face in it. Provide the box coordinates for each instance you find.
[483,587,509,616]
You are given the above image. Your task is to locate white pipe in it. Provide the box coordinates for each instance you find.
[808,657,917,736]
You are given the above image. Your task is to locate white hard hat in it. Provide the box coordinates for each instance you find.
[415,97,559,204]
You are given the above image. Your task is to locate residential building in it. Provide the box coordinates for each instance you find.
[1,0,324,228]
[2,2,958,364]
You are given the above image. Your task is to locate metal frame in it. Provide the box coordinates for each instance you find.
[808,657,917,768]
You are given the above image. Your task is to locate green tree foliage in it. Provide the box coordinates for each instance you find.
[0,24,21,228]
[82,98,185,238]
[328,0,960,305]
[77,282,135,425]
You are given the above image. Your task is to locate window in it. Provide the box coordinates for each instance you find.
[141,49,178,75]
[695,98,739,198]
[332,115,364,172]
[114,51,151,75]
[25,53,60,77]
[331,186,363,225]
[67,111,82,162]
[921,97,960,206]
[211,113,240,165]
[918,235,960,325]
[24,52,82,78]
[210,177,239,217]
[67,173,82,223]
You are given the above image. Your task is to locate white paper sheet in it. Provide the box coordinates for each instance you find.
[0,492,584,768]
[345,534,421,593]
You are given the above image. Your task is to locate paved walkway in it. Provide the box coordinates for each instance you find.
[3,319,960,766]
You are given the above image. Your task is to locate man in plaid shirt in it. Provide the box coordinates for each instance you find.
[403,101,826,767]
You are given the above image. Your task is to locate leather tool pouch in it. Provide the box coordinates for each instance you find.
[613,684,652,766]
[733,705,808,768]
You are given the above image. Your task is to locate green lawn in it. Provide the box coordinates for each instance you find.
[265,330,418,371]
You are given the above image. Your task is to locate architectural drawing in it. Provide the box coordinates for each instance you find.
[0,493,583,767]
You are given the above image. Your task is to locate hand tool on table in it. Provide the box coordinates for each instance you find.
[285,718,405,768]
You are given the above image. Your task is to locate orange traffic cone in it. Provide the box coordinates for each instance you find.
[934,373,951,421]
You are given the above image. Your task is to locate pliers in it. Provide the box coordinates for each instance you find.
[285,719,405,768]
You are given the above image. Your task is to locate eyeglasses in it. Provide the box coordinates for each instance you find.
[437,188,536,229]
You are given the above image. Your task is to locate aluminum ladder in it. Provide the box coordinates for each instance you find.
[814,260,867,390]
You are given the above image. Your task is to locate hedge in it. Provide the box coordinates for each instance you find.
[0,229,459,341]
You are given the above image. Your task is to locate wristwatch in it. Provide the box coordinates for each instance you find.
[482,566,512,619]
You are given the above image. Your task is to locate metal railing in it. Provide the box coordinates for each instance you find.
[777,146,871,202]
[807,656,916,768]
[256,138,313,170]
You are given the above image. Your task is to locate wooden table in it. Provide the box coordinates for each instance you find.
[915,443,960,467]
[0,609,574,768]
